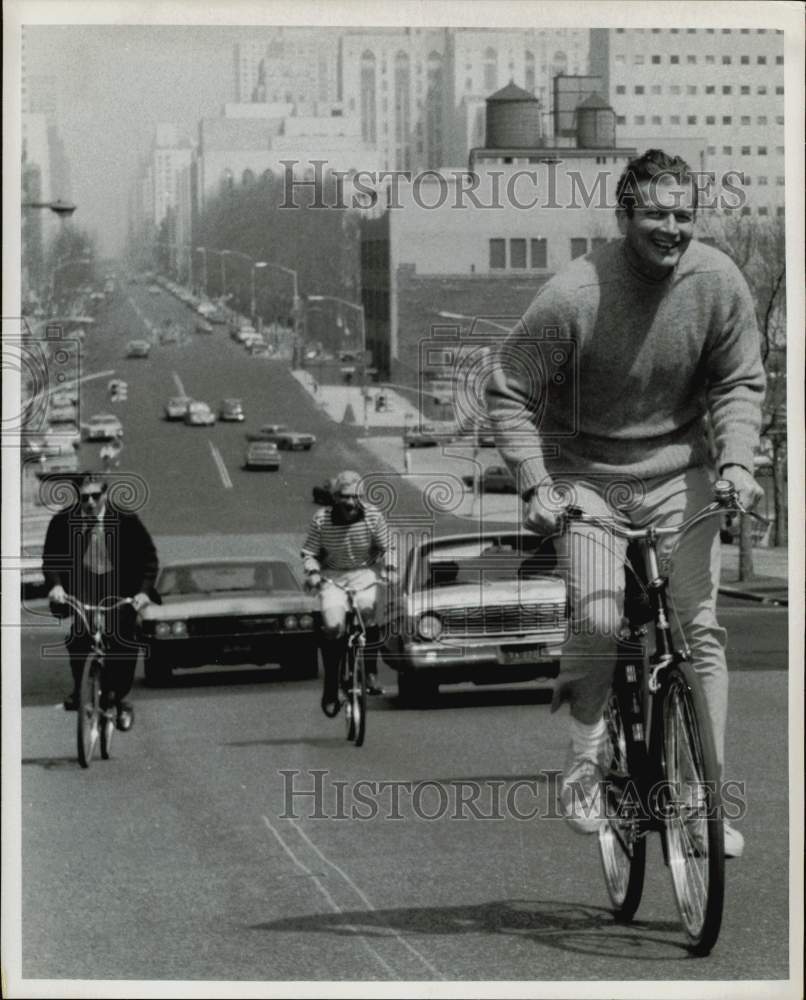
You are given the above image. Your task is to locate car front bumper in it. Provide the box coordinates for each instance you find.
[383,634,565,675]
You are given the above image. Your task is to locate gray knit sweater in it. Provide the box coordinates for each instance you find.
[485,238,766,494]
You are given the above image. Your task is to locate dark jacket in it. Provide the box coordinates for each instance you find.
[42,503,160,602]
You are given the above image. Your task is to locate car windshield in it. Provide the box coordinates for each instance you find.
[158,561,299,596]
[251,443,276,452]
[413,537,551,592]
[92,414,116,422]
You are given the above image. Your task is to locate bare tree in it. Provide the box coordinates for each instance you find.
[699,212,787,576]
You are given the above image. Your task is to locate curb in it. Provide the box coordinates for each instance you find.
[717,585,787,607]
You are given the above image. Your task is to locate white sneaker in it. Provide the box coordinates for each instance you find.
[560,745,607,834]
[724,821,744,859]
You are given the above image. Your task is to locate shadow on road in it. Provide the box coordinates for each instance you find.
[21,756,78,770]
[249,897,694,963]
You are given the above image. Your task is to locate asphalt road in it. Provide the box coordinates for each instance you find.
[13,283,792,989]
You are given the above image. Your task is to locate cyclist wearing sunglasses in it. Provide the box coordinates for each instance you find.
[43,473,160,731]
[301,470,397,717]
[486,149,766,858]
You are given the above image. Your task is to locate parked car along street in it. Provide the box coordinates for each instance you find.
[84,412,124,441]
[246,423,316,450]
[219,398,245,422]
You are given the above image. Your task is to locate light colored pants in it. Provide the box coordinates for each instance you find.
[550,467,728,767]
[319,568,379,636]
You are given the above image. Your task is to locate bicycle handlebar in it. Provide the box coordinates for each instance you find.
[58,594,134,631]
[560,480,769,542]
[318,576,385,595]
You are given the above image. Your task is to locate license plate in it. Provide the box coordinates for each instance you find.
[498,645,543,665]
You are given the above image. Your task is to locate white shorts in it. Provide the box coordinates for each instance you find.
[319,568,379,633]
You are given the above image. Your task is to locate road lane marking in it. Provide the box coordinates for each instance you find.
[208,440,233,489]
[261,815,397,978]
[172,372,187,397]
[281,816,444,980]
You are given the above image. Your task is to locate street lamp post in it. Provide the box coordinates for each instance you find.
[222,250,261,320]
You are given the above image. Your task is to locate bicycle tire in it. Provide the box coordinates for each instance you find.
[100,699,115,760]
[77,656,102,769]
[660,661,725,956]
[352,646,367,748]
[343,647,356,742]
[598,661,647,921]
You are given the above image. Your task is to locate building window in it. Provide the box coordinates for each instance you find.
[688,115,697,125]
[741,86,750,94]
[741,145,751,155]
[776,146,784,155]
[722,55,731,65]
[634,115,646,125]
[722,145,732,155]
[616,85,626,94]
[776,55,784,65]
[706,116,716,125]
[740,55,749,64]
[591,237,608,251]
[776,206,785,217]
[775,86,784,95]
[483,46,498,92]
[634,85,645,94]
[489,239,506,269]
[758,146,767,155]
[776,176,785,185]
[776,115,784,125]
[670,55,679,64]
[615,54,625,64]
[570,238,588,260]
[722,116,732,125]
[634,54,645,65]
[670,115,681,125]
[757,85,767,95]
[651,55,661,64]
[705,85,715,94]
[652,115,662,125]
[707,145,716,155]
[651,84,662,94]
[758,177,768,185]
[757,55,767,65]
[744,176,752,185]
[616,115,626,125]
[722,85,732,95]
[757,116,768,126]
[687,55,697,64]
[670,85,681,94]
[688,85,697,95]
[510,238,527,268]
[741,116,751,125]
[530,238,547,268]
[706,55,715,64]
[740,206,751,216]
[758,206,769,216]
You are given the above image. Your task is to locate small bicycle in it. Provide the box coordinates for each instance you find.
[320,577,379,747]
[562,480,766,955]
[61,594,134,768]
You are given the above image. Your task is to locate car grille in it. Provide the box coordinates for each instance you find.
[440,602,566,637]
[187,616,281,637]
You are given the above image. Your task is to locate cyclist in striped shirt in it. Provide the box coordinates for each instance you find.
[302,470,397,717]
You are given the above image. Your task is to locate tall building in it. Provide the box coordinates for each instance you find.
[234,29,339,106]
[151,123,194,226]
[590,27,785,218]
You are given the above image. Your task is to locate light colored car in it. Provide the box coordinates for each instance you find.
[43,422,81,453]
[138,555,318,685]
[246,423,316,451]
[404,424,440,448]
[48,402,78,424]
[164,396,192,421]
[219,398,245,422]
[126,339,151,358]
[383,531,567,704]
[244,441,280,470]
[36,449,80,479]
[84,412,123,441]
[50,391,78,408]
[184,401,216,427]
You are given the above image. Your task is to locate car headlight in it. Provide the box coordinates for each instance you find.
[418,613,443,640]
[283,615,298,630]
[299,614,314,630]
[155,621,171,637]
[171,620,187,636]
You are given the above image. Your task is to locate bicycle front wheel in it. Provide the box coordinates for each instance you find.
[77,657,102,768]
[100,696,115,760]
[343,645,367,747]
[661,662,725,956]
[598,664,647,922]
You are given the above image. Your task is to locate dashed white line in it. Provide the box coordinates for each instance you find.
[208,440,233,489]
[172,372,187,397]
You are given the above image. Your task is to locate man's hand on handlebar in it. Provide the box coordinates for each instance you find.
[48,584,67,605]
[524,484,566,536]
[720,464,764,513]
[132,592,151,612]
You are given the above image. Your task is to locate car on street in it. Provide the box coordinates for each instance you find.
[195,319,214,334]
[184,401,216,427]
[50,390,77,408]
[138,553,319,685]
[35,449,80,479]
[219,398,245,422]
[164,396,192,421]
[126,339,151,358]
[246,423,316,450]
[44,422,81,453]
[48,401,78,424]
[404,424,441,448]
[460,465,517,494]
[244,441,281,470]
[382,530,566,704]
[312,477,336,505]
[84,412,123,441]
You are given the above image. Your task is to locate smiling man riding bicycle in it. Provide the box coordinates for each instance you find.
[302,469,397,718]
[486,149,766,859]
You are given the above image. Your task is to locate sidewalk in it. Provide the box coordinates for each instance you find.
[291,370,427,429]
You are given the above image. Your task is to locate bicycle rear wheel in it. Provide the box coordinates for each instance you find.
[661,662,725,956]
[77,657,102,768]
[598,662,647,921]
[100,697,115,760]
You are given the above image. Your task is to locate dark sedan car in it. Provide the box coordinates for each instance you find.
[219,398,245,422]
[138,556,318,685]
[461,465,517,494]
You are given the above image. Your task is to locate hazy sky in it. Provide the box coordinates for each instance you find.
[23,25,308,256]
